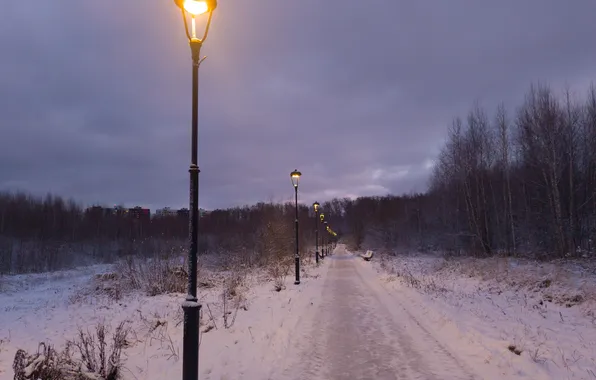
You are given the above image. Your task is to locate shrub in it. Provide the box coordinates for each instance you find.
[12,322,130,380]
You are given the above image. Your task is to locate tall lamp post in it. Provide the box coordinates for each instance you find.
[313,202,320,264]
[291,170,302,285]
[319,213,325,257]
[173,1,217,379]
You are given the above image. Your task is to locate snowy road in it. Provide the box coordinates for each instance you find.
[269,247,479,380]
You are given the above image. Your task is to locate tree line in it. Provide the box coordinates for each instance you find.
[342,83,596,260]
[0,193,341,273]
[2,82,594,273]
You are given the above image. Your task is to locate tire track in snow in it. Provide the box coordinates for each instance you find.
[352,257,478,379]
[272,246,479,379]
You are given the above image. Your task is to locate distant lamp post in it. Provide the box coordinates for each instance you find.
[313,202,320,264]
[291,169,302,285]
[173,1,217,379]
[327,226,335,254]
[319,213,325,257]
[324,221,329,256]
[328,228,337,250]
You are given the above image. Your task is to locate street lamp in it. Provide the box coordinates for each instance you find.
[324,221,328,256]
[173,1,217,379]
[327,225,334,255]
[313,202,320,264]
[291,169,302,285]
[319,213,325,257]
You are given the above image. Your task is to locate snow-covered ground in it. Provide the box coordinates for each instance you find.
[3,248,595,379]
[0,257,329,379]
[370,253,596,379]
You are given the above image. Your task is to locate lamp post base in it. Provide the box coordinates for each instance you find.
[294,255,300,285]
[181,296,201,380]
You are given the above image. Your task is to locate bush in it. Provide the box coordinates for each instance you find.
[267,259,291,291]
[114,255,188,296]
[12,322,130,380]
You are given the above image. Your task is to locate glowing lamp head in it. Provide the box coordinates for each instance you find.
[174,0,217,15]
[290,169,302,188]
[185,0,208,15]
[313,202,320,212]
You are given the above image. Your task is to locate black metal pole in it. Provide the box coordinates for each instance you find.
[182,39,202,380]
[294,186,300,285]
[315,209,319,264]
[321,229,325,258]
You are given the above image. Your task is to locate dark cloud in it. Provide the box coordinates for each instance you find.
[1,0,596,210]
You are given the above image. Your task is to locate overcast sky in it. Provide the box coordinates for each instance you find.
[1,1,596,210]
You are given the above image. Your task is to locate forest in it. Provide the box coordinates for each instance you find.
[1,83,595,274]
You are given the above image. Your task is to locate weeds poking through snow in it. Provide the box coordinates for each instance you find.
[115,255,188,296]
[136,310,180,361]
[13,343,65,380]
[529,342,547,363]
[508,344,522,356]
[222,289,240,329]
[69,255,194,304]
[205,303,219,330]
[12,322,130,380]
[267,260,290,292]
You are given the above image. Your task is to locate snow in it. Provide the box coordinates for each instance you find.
[272,247,485,379]
[0,258,329,380]
[370,253,596,379]
[2,248,595,379]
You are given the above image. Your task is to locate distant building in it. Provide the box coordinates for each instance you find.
[128,206,150,220]
[175,208,210,218]
[113,206,127,216]
[177,208,190,218]
[85,206,115,217]
[84,206,211,220]
[155,207,177,217]
[154,207,208,219]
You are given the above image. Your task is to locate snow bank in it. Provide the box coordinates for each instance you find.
[370,253,596,379]
[0,256,330,379]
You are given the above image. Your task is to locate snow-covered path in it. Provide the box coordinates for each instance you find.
[269,246,480,380]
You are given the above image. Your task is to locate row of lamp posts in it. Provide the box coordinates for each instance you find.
[172,1,338,378]
[290,169,338,285]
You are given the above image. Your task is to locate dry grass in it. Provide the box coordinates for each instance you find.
[267,259,291,292]
[222,268,249,329]
[379,255,449,295]
[70,255,192,304]
[379,253,596,312]
[436,255,596,310]
[135,310,179,361]
[115,255,188,296]
[12,322,130,380]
